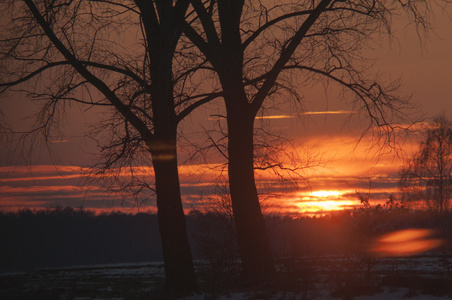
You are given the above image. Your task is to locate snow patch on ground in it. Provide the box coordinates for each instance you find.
[2,257,452,299]
[182,288,450,300]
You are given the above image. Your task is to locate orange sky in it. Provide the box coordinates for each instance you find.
[0,134,420,214]
[0,4,451,215]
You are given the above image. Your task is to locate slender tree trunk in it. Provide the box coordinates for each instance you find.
[150,135,197,294]
[225,93,276,283]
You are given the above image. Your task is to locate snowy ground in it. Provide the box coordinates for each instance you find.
[183,288,451,300]
[1,256,452,299]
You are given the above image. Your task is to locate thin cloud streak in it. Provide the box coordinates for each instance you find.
[50,140,70,143]
[255,115,295,120]
[208,110,354,121]
[300,110,355,115]
[0,174,83,183]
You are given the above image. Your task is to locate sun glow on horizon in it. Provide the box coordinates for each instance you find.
[288,189,360,215]
[296,200,358,214]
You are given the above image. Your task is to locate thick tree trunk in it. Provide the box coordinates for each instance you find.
[149,55,196,293]
[226,100,276,283]
[150,136,197,294]
[184,0,276,281]
[144,18,197,290]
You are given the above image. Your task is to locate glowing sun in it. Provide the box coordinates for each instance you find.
[294,190,358,215]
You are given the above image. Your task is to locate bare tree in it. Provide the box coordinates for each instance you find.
[400,115,452,213]
[0,0,219,294]
[182,0,440,282]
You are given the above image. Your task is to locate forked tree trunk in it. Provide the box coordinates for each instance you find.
[150,136,197,294]
[184,0,277,283]
[226,97,276,282]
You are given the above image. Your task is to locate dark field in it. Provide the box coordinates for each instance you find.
[2,206,452,299]
[2,255,452,299]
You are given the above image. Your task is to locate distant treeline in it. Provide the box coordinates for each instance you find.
[1,205,451,270]
[0,207,162,270]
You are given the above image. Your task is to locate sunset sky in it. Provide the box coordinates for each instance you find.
[1,5,451,215]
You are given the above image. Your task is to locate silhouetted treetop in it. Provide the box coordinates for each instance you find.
[400,115,452,212]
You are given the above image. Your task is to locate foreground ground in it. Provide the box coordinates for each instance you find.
[1,255,452,300]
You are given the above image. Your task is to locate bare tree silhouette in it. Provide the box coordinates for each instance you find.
[400,115,452,213]
[182,0,440,282]
[0,0,219,294]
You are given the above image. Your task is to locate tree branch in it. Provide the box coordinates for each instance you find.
[23,0,154,143]
[250,0,333,116]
